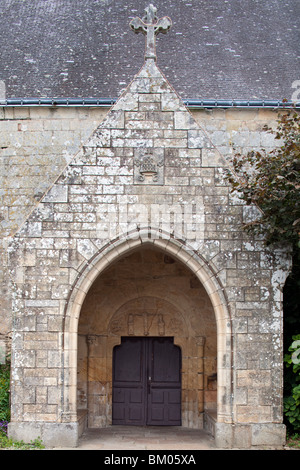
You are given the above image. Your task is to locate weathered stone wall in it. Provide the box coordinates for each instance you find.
[0,106,108,337]
[1,61,291,448]
[0,105,278,239]
[0,105,279,339]
[0,106,108,238]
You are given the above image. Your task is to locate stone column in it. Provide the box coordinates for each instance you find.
[179,336,206,429]
[87,335,109,428]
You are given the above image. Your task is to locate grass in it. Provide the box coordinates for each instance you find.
[0,423,45,450]
[0,434,45,450]
[286,432,300,449]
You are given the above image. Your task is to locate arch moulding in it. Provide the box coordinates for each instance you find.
[62,228,233,425]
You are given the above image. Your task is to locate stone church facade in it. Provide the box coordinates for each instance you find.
[0,4,295,448]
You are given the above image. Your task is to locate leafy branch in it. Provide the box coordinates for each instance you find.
[226,109,300,254]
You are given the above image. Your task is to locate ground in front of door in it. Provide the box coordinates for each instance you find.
[50,426,216,450]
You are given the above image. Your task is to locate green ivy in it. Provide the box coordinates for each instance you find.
[0,358,10,423]
[284,335,300,431]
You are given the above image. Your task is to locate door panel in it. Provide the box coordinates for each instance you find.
[147,337,181,425]
[112,338,146,425]
[112,337,181,426]
[151,337,181,383]
[113,338,144,382]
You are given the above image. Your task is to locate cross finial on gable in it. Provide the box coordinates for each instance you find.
[130,4,172,61]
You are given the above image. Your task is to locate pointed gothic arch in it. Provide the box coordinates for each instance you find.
[61,227,233,429]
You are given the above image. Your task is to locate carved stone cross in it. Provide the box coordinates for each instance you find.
[130,4,172,61]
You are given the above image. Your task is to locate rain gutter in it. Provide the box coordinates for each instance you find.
[0,98,299,109]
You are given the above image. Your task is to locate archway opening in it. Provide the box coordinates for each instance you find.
[76,245,217,430]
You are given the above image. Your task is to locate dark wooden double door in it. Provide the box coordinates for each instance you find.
[112,337,181,426]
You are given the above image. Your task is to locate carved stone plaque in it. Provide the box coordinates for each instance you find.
[134,148,164,185]
[109,309,186,337]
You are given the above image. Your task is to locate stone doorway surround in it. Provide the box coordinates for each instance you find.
[65,231,232,444]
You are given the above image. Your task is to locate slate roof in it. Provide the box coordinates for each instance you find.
[0,0,299,101]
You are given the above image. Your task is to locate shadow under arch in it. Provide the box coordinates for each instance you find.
[62,227,233,426]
